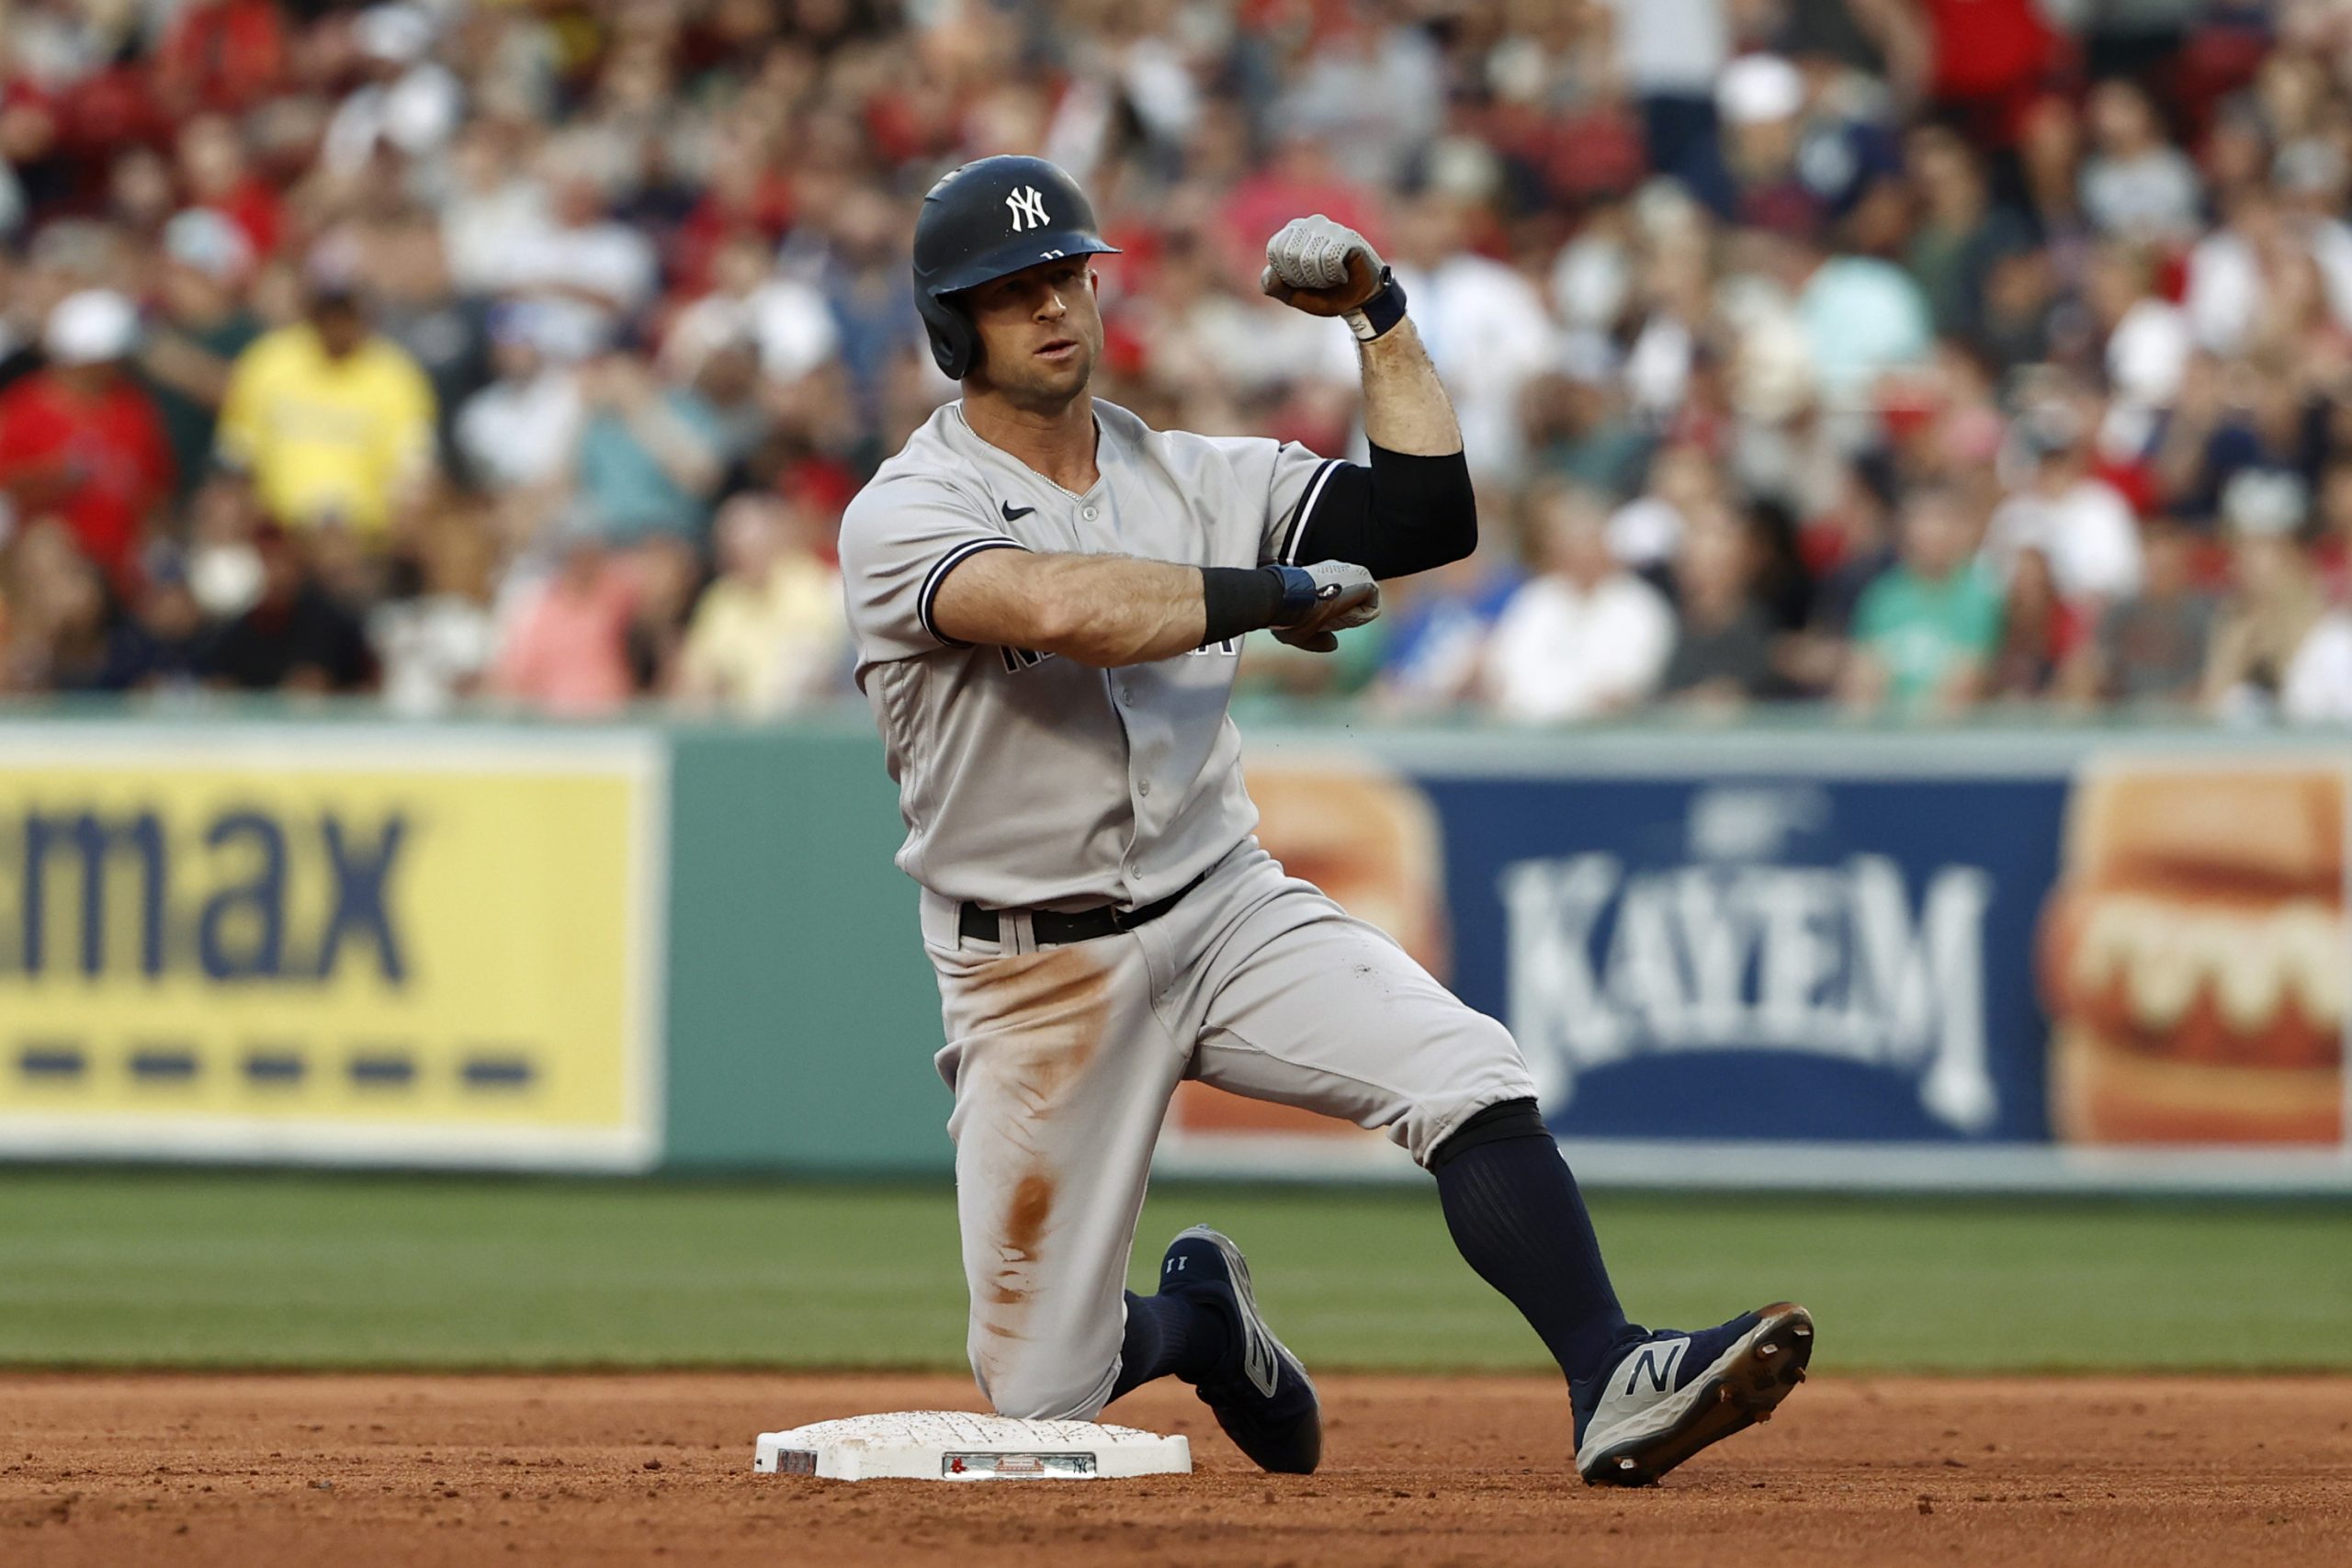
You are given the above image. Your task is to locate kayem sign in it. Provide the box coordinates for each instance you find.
[0,729,666,1169]
[1155,734,2350,1190]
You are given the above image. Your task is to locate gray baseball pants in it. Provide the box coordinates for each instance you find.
[918,839,1538,1421]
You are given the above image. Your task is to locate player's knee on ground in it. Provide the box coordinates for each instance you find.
[968,1316,1124,1429]
[972,1338,1118,1424]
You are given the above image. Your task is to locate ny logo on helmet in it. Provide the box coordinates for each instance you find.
[1005,186,1049,231]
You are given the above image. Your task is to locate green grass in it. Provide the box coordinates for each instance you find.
[0,1172,2345,1372]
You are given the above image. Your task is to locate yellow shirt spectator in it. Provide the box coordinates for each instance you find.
[676,553,846,716]
[216,322,435,534]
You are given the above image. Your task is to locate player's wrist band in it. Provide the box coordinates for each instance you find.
[1200,565,1306,644]
[1342,267,1408,343]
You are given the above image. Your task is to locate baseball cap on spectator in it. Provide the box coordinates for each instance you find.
[163,209,254,283]
[356,5,435,65]
[45,289,140,366]
[2222,470,2308,538]
[1717,55,1804,128]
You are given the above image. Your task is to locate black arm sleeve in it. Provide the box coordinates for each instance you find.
[1279,442,1478,581]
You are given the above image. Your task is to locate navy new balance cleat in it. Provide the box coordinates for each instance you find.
[1572,1303,1814,1486]
[1159,1225,1322,1474]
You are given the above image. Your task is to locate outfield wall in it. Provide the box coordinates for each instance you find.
[0,713,2345,1191]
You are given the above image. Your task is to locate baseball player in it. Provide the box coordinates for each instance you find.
[840,155,1812,1484]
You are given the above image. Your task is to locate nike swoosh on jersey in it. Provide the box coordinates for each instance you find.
[1001,500,1036,522]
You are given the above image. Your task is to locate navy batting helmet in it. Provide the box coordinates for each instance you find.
[912,155,1120,380]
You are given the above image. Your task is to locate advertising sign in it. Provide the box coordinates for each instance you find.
[0,728,665,1170]
[1159,738,2349,1190]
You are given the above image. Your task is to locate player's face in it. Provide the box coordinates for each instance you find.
[962,258,1101,406]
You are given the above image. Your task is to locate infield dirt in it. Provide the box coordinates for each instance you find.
[4,1372,2346,1567]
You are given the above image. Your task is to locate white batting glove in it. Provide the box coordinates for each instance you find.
[1262,216,1386,310]
[1271,559,1380,653]
[1261,216,1408,341]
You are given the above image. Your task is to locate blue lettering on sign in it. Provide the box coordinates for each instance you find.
[198,811,287,979]
[2,808,413,987]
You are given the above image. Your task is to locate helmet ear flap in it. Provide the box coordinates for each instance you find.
[920,293,979,380]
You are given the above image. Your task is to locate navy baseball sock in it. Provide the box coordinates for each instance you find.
[1108,1288,1232,1402]
[1431,1099,1634,1386]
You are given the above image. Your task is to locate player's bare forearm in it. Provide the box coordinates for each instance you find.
[1261,217,1477,580]
[1357,319,1461,457]
[932,547,1207,667]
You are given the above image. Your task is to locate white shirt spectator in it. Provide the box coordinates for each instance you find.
[1392,254,1559,482]
[666,279,841,386]
[1984,479,2144,604]
[1277,26,1445,187]
[443,178,549,298]
[369,594,497,716]
[505,220,656,317]
[458,370,582,491]
[1482,572,1676,722]
[2081,148,2203,244]
[1607,496,1686,570]
[2102,297,2192,457]
[1600,0,1727,96]
[2282,611,2352,723]
[323,63,464,177]
[2106,297,2192,409]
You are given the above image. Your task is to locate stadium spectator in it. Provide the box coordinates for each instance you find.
[1904,126,2037,350]
[1767,221,1936,412]
[1385,190,1557,482]
[1660,502,1784,709]
[202,525,371,694]
[1370,540,1523,716]
[570,350,727,546]
[0,290,174,588]
[487,523,636,716]
[215,278,436,539]
[0,0,2349,728]
[456,304,586,500]
[1482,481,1675,723]
[1841,485,2005,715]
[1983,408,2144,609]
[369,510,498,716]
[138,210,263,506]
[2060,517,2217,708]
[2079,78,2204,244]
[2205,469,2352,721]
[675,493,845,716]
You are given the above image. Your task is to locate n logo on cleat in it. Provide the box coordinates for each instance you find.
[1623,1339,1689,1397]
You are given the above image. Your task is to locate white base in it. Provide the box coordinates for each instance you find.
[752,1410,1192,1482]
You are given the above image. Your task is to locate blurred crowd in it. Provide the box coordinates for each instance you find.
[4,0,2352,724]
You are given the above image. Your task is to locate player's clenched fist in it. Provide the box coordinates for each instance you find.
[1261,216,1386,316]
[1271,559,1380,652]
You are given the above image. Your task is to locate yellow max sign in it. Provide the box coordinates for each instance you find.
[0,730,664,1169]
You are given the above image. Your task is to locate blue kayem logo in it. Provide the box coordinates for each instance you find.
[1499,785,1998,1134]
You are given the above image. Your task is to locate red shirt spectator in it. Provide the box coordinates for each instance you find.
[1906,0,2066,146]
[153,0,289,118]
[0,292,174,587]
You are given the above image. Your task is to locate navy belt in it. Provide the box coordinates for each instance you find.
[959,873,1205,948]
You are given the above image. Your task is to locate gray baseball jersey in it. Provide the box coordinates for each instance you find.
[838,398,1340,910]
[842,395,1536,1424]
